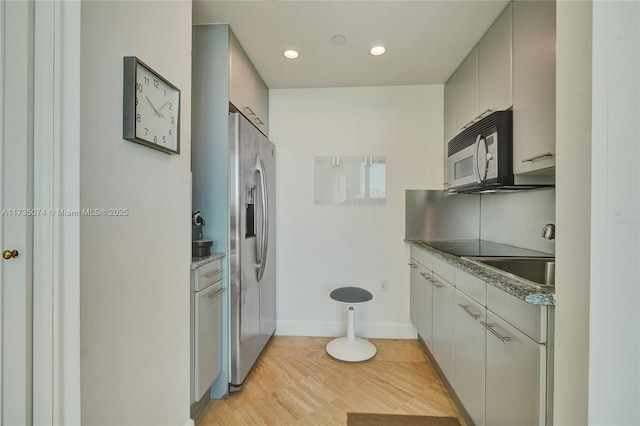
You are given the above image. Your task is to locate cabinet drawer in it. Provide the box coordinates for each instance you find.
[456,268,486,305]
[487,285,547,343]
[432,256,455,284]
[196,260,222,291]
[410,246,432,270]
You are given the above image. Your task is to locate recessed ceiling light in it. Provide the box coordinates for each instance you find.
[331,35,346,45]
[370,46,386,56]
[283,49,299,59]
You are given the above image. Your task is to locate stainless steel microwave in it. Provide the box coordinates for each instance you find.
[447,111,553,193]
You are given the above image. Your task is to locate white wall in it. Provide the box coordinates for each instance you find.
[80,2,192,425]
[554,1,592,423]
[589,1,640,424]
[270,85,443,338]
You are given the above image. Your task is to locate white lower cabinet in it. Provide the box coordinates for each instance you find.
[431,272,455,385]
[417,269,433,349]
[409,260,420,327]
[409,256,433,349]
[409,245,552,425]
[485,311,545,426]
[454,291,486,426]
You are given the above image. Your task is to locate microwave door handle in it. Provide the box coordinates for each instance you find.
[475,135,489,183]
[474,134,483,183]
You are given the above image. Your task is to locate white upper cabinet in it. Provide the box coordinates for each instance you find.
[443,73,456,187]
[443,0,556,179]
[448,3,512,137]
[454,46,479,132]
[512,0,555,174]
[229,31,269,136]
[478,2,513,116]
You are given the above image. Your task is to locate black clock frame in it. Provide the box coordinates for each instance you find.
[123,56,181,155]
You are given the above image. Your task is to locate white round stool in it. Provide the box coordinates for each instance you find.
[326,287,377,362]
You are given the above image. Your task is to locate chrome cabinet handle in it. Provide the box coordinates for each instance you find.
[521,152,553,163]
[458,303,480,320]
[419,272,431,280]
[476,108,493,121]
[461,108,494,130]
[408,263,418,268]
[430,278,443,288]
[481,321,512,343]
[243,107,264,127]
[208,288,225,299]
[243,106,255,116]
[204,270,221,278]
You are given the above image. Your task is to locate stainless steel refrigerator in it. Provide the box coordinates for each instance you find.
[228,112,276,389]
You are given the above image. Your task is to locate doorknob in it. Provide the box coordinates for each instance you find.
[2,250,19,260]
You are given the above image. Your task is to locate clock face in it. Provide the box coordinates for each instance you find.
[134,62,180,152]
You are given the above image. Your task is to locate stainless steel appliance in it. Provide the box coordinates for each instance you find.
[229,112,276,389]
[448,111,512,192]
[448,111,553,193]
[192,211,214,257]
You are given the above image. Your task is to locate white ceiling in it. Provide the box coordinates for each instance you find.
[193,1,511,89]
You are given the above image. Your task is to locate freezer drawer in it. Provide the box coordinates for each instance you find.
[194,280,224,401]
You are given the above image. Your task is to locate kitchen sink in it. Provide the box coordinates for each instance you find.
[466,257,555,287]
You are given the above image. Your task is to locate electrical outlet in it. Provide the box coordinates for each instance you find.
[379,279,389,292]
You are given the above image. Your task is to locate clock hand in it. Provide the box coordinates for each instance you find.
[145,95,164,118]
[156,100,170,114]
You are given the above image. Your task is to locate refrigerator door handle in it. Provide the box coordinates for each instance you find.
[256,155,269,281]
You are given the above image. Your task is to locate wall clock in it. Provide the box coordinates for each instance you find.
[123,56,180,155]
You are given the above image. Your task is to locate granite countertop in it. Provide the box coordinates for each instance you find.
[190,252,226,270]
[406,239,556,306]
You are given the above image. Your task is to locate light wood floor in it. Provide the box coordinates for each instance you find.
[196,336,464,426]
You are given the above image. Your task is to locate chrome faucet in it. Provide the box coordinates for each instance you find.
[541,223,555,240]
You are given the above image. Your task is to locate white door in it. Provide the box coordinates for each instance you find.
[1,1,34,424]
[430,273,455,385]
[454,291,486,426]
[485,311,545,426]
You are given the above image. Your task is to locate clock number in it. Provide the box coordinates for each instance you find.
[164,89,166,97]
[154,136,158,144]
[154,79,159,89]
[137,83,143,93]
[169,129,172,135]
[144,76,150,86]
[144,128,149,136]
[162,136,166,143]
[136,114,141,123]
[135,97,138,106]
[171,117,174,124]
[168,103,172,111]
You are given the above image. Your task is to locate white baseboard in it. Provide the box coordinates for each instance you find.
[276,319,417,339]
[184,419,195,426]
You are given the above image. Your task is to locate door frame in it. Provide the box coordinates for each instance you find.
[32,0,81,423]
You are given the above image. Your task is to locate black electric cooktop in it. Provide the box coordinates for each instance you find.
[420,240,553,258]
